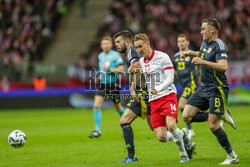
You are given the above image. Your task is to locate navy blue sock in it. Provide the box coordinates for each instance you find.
[212,127,233,154]
[181,109,192,130]
[120,123,135,158]
[186,122,192,130]
[191,112,208,122]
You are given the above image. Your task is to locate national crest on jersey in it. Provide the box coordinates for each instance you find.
[144,64,152,78]
[207,47,212,53]
[144,64,150,72]
[199,38,228,90]
[185,57,190,61]
[140,50,177,102]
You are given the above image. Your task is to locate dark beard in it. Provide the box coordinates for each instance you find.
[120,45,127,53]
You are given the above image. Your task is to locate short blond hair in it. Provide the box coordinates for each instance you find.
[101,36,112,43]
[134,33,149,43]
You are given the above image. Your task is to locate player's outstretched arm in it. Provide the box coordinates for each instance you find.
[192,58,227,72]
[180,51,199,58]
[108,65,124,73]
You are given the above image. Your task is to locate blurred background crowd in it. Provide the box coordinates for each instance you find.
[0,0,249,108]
[80,0,249,70]
[0,0,249,81]
[0,0,73,81]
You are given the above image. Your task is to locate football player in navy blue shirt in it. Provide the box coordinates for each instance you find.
[181,18,238,165]
[173,34,199,139]
[114,30,151,163]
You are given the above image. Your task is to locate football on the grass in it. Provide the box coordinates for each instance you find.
[8,130,26,148]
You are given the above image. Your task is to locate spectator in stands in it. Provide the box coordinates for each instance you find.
[82,0,249,70]
[0,0,74,81]
[0,75,10,92]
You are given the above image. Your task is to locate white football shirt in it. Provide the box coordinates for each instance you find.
[139,50,177,102]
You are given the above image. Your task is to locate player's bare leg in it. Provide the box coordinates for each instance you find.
[93,95,104,109]
[178,97,188,115]
[208,114,239,164]
[113,102,124,116]
[153,117,189,162]
[120,108,138,124]
[89,95,104,138]
[167,116,190,162]
[183,105,208,123]
[146,115,153,131]
[153,126,167,142]
[119,108,138,162]
[179,97,195,139]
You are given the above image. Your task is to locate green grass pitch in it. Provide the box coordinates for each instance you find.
[0,105,250,167]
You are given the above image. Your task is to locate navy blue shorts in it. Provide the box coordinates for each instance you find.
[181,83,199,100]
[126,89,151,119]
[187,86,229,114]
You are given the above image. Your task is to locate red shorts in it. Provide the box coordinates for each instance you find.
[150,93,178,129]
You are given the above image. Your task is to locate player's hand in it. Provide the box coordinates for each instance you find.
[128,65,136,73]
[130,89,139,102]
[180,51,189,58]
[151,89,158,95]
[134,67,142,73]
[192,57,204,65]
[128,62,142,73]
[102,65,109,71]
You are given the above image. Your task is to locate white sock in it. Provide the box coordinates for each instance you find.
[229,150,237,158]
[171,128,187,155]
[166,131,173,141]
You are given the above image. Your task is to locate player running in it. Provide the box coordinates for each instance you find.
[134,33,195,162]
[88,36,125,138]
[113,30,151,163]
[181,18,239,164]
[173,34,199,139]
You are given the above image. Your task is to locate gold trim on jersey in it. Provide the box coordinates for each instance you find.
[214,70,227,87]
[138,88,148,119]
[190,72,197,93]
[217,86,226,112]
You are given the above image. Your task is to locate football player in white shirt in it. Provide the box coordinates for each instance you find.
[132,33,196,162]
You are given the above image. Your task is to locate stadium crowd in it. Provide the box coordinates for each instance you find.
[80,0,249,70]
[0,0,249,81]
[0,0,73,80]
